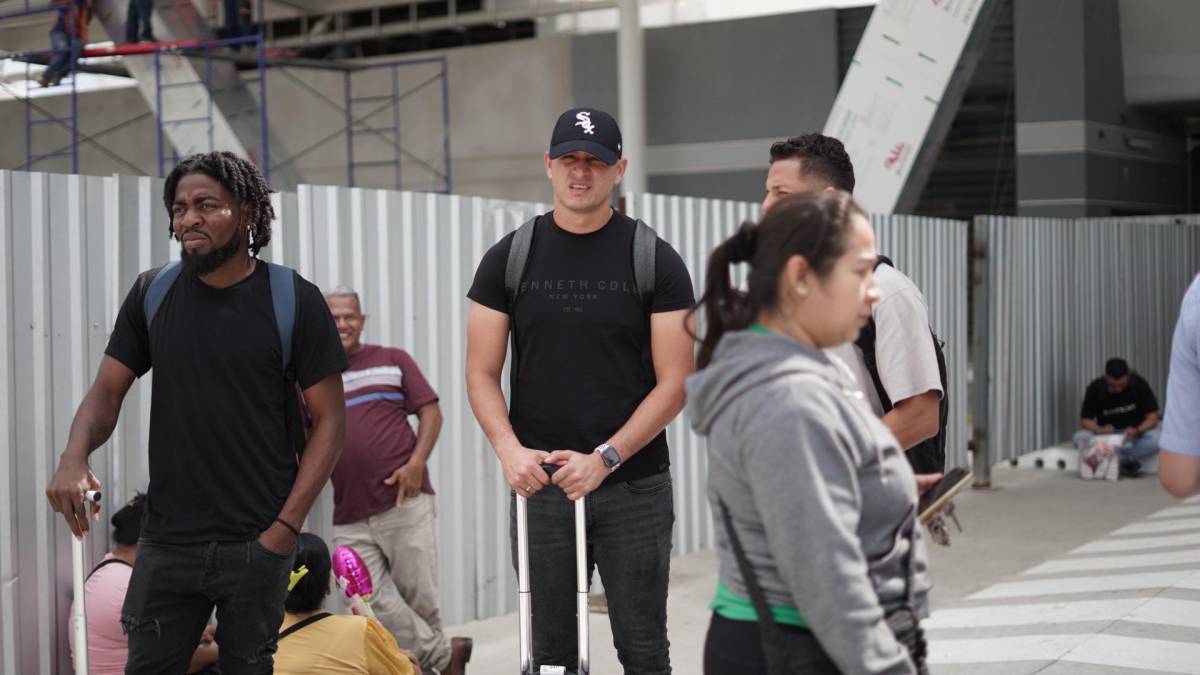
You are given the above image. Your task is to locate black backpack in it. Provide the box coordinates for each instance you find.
[502,215,657,410]
[854,256,949,474]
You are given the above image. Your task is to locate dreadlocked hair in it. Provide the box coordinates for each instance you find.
[163,151,276,257]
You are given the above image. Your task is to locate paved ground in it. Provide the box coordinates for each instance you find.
[445,464,1195,674]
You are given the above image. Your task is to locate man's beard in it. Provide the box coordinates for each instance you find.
[180,226,243,275]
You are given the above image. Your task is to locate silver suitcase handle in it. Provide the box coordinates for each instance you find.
[517,465,589,675]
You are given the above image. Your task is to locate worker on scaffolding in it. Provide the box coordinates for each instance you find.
[125,0,156,44]
[38,0,91,88]
[223,0,254,41]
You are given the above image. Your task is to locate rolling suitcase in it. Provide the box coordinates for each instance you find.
[516,477,589,675]
[72,489,102,675]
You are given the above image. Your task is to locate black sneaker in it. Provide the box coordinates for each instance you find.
[1119,460,1143,479]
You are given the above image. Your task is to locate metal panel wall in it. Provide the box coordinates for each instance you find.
[981,215,1200,462]
[2,172,971,671]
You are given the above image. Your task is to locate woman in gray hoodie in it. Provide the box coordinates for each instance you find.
[687,191,931,675]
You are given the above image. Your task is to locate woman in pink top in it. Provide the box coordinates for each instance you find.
[70,494,219,674]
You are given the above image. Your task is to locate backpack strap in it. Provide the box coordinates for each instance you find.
[632,219,657,310]
[143,260,183,329]
[278,612,332,640]
[86,557,132,582]
[142,260,297,376]
[267,262,297,375]
[504,217,538,307]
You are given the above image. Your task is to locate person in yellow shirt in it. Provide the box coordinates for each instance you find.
[275,533,418,675]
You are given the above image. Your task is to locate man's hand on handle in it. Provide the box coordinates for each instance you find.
[546,450,608,501]
[45,452,101,538]
[499,444,552,496]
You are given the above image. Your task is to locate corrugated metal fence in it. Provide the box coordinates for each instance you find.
[3,170,966,673]
[981,215,1200,462]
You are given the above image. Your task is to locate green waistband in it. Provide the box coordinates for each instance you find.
[710,580,807,627]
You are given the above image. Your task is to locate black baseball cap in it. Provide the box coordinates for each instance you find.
[548,107,623,165]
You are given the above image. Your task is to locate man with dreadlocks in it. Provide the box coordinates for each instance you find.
[46,151,349,674]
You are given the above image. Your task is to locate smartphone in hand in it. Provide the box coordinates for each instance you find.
[918,467,973,524]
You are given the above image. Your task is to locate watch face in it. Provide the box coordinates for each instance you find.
[601,446,620,468]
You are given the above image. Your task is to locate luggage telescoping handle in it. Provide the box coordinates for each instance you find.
[73,489,102,675]
[517,465,589,675]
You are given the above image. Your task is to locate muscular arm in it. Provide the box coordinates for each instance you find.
[260,373,345,552]
[604,309,696,462]
[466,302,520,455]
[45,356,137,536]
[880,390,940,451]
[465,301,551,492]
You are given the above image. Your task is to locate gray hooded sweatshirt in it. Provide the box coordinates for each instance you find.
[687,329,931,675]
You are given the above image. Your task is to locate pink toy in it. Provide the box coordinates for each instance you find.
[332,546,376,617]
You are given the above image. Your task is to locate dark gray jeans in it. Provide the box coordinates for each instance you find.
[511,470,675,675]
[122,539,294,674]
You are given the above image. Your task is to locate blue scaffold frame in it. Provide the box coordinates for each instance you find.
[344,55,451,193]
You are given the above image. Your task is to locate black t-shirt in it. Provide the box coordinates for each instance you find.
[1080,373,1160,430]
[467,210,695,482]
[105,261,348,543]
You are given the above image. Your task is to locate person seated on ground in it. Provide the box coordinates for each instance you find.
[1074,357,1161,478]
[69,494,219,675]
[275,532,419,675]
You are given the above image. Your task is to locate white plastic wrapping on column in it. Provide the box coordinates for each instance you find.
[981,215,1200,462]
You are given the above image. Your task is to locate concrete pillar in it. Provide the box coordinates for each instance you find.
[1013,0,1184,216]
[617,0,647,195]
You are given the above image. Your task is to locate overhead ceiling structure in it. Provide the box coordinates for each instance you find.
[1118,0,1200,108]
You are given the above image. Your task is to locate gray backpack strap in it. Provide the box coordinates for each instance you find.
[504,217,538,306]
[266,262,297,375]
[143,260,183,329]
[632,219,657,310]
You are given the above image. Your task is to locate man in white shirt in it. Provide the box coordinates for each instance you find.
[762,134,944,473]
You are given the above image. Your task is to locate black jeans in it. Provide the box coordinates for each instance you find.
[125,0,154,42]
[511,470,675,675]
[703,613,840,675]
[122,539,295,674]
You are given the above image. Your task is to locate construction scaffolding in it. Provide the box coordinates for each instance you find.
[3,1,452,192]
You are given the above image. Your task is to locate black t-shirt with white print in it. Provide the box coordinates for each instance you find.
[1080,373,1159,430]
[467,210,695,483]
[105,261,348,543]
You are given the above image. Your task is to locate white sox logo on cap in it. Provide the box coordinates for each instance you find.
[575,111,596,135]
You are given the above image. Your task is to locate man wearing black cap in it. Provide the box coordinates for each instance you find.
[465,108,695,673]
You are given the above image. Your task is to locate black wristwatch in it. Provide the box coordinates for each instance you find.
[594,443,621,472]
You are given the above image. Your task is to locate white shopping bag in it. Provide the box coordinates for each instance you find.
[1080,434,1122,481]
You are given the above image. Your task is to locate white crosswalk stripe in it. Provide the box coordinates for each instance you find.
[1070,531,1200,553]
[1111,517,1200,535]
[928,500,1200,673]
[930,635,1200,673]
[1022,548,1200,575]
[1150,504,1200,519]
